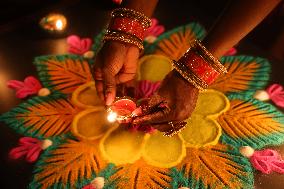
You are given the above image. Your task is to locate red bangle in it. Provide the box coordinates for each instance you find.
[178,50,220,85]
[172,40,227,90]
[110,17,145,40]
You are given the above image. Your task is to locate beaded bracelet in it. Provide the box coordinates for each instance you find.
[103,8,151,50]
[173,39,227,90]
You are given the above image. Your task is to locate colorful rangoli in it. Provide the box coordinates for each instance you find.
[1,21,284,189]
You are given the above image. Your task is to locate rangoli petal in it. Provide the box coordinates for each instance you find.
[137,55,172,81]
[111,159,170,189]
[178,143,254,189]
[72,81,104,108]
[219,94,284,149]
[29,139,106,189]
[34,55,93,95]
[72,108,116,140]
[142,131,186,168]
[181,114,222,148]
[193,89,230,117]
[210,56,270,94]
[100,125,147,165]
[0,96,80,138]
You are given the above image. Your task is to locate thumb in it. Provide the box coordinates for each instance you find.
[100,41,127,105]
[103,67,117,106]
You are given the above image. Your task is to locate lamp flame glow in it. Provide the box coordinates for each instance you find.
[39,13,67,32]
[55,19,63,30]
[107,111,118,123]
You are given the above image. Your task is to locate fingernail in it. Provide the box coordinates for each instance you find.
[105,92,114,106]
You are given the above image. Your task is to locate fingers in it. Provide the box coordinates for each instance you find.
[93,58,117,105]
[93,42,139,105]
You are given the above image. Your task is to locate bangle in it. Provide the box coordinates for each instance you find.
[104,8,151,50]
[178,50,220,85]
[111,8,151,28]
[109,17,145,40]
[173,39,227,90]
[173,60,209,90]
[192,40,227,74]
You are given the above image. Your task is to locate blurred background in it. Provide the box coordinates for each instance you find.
[0,0,283,188]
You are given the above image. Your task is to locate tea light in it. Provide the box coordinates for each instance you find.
[107,97,137,123]
[39,13,67,32]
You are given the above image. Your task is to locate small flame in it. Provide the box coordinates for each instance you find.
[107,111,117,122]
[55,19,63,30]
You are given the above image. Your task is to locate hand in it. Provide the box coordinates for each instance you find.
[93,41,140,105]
[133,70,199,132]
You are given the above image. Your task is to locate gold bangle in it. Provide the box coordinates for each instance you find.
[111,8,151,28]
[103,30,144,50]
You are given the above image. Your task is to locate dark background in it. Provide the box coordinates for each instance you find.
[0,0,284,188]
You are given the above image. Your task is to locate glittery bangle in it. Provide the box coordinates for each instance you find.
[173,39,227,90]
[109,17,145,40]
[178,50,220,85]
[190,40,227,74]
[111,8,151,28]
[103,30,144,50]
[173,60,208,91]
[106,8,151,50]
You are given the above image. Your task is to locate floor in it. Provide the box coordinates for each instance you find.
[0,1,284,188]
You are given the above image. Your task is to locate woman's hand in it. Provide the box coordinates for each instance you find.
[93,41,140,105]
[133,70,199,132]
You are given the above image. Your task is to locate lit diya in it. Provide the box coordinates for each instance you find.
[107,97,141,123]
